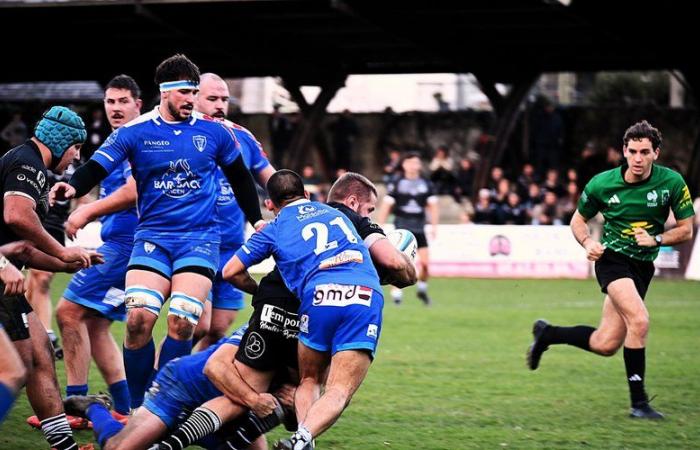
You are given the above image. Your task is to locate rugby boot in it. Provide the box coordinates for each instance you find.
[630,400,664,420]
[417,290,432,306]
[527,319,550,370]
[273,437,315,450]
[63,393,113,419]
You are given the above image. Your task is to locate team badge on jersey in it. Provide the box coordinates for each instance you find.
[192,135,207,152]
[144,242,156,254]
[646,190,658,207]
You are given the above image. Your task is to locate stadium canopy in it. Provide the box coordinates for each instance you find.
[1,0,699,187]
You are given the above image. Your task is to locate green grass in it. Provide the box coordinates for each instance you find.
[1,275,699,449]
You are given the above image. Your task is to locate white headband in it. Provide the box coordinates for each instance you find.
[159,80,199,92]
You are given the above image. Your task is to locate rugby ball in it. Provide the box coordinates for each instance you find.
[387,229,418,262]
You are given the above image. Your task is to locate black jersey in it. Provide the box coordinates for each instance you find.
[328,201,386,241]
[0,140,50,247]
[42,163,75,231]
[385,176,436,233]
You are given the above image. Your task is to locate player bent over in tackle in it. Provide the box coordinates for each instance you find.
[527,120,695,419]
[225,170,387,450]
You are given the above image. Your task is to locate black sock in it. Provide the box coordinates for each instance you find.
[157,406,221,450]
[40,413,78,450]
[624,347,648,406]
[544,325,595,351]
[222,409,284,449]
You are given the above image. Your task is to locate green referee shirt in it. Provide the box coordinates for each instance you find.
[577,164,695,261]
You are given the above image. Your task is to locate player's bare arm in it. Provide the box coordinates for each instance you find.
[633,216,693,247]
[570,210,605,261]
[368,238,417,288]
[222,255,258,294]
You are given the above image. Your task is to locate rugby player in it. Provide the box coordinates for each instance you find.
[50,54,265,409]
[527,120,695,419]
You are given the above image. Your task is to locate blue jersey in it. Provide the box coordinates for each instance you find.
[99,161,137,245]
[91,108,241,243]
[216,122,270,249]
[235,199,381,301]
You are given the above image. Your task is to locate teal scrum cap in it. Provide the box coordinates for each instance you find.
[34,106,87,158]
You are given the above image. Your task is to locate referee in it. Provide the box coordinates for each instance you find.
[527,120,695,419]
[1,106,99,448]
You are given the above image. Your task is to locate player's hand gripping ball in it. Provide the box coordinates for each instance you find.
[387,229,418,262]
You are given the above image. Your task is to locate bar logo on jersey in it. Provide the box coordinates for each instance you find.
[312,284,372,307]
[192,135,207,152]
[153,159,201,198]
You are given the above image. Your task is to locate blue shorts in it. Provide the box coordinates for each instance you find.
[208,247,244,310]
[143,326,246,428]
[63,240,131,321]
[129,238,219,279]
[298,285,383,357]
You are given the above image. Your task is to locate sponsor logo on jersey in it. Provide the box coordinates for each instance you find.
[300,314,309,333]
[16,173,26,181]
[244,332,265,359]
[192,135,207,152]
[661,189,670,206]
[217,178,235,205]
[36,171,46,188]
[319,249,364,269]
[260,304,299,337]
[21,164,36,173]
[173,130,182,136]
[607,194,620,205]
[312,284,372,307]
[367,324,378,338]
[646,190,658,207]
[153,159,201,198]
[144,139,171,147]
[296,204,328,221]
[144,242,156,254]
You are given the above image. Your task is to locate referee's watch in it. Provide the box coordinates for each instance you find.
[654,234,663,246]
[0,255,9,271]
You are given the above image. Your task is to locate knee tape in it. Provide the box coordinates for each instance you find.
[124,285,164,317]
[168,292,204,325]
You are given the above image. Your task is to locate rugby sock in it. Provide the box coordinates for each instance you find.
[157,335,192,370]
[108,380,131,415]
[124,338,155,408]
[0,382,17,423]
[391,287,403,303]
[40,413,78,450]
[66,384,88,398]
[221,410,284,449]
[156,406,222,450]
[86,402,124,447]
[290,425,313,450]
[624,347,648,405]
[417,281,428,293]
[544,325,595,351]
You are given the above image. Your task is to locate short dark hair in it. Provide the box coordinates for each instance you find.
[328,172,377,203]
[154,54,200,86]
[105,74,141,99]
[267,169,305,207]
[623,120,662,149]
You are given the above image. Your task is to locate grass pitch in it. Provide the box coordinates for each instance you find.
[1,275,698,449]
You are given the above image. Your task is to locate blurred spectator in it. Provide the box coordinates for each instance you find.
[493,178,511,205]
[433,92,449,112]
[1,112,28,149]
[524,182,543,221]
[542,168,566,198]
[606,145,623,169]
[576,142,607,191]
[566,167,578,184]
[455,158,475,199]
[487,165,504,192]
[269,103,294,167]
[473,188,497,224]
[532,190,562,225]
[516,163,538,198]
[531,98,564,175]
[429,146,456,196]
[82,108,110,162]
[558,181,579,224]
[383,148,402,183]
[301,164,321,201]
[328,109,358,171]
[497,192,527,225]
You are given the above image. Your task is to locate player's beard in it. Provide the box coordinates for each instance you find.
[167,98,193,121]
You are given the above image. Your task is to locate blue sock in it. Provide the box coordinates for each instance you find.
[86,403,124,447]
[157,335,192,370]
[66,384,88,398]
[108,380,131,415]
[0,382,17,424]
[123,339,155,409]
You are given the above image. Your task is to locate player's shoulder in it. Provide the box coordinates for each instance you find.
[653,164,685,182]
[122,109,159,130]
[587,167,621,187]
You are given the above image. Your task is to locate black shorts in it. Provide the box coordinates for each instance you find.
[594,249,655,299]
[413,232,428,249]
[235,268,300,372]
[0,292,33,341]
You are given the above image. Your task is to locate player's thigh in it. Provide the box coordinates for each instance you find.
[417,246,429,264]
[234,359,275,392]
[28,269,54,290]
[171,272,212,302]
[210,308,238,334]
[200,395,247,423]
[325,349,372,398]
[606,278,648,325]
[591,295,627,350]
[298,342,330,382]
[125,269,170,296]
[105,406,168,450]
